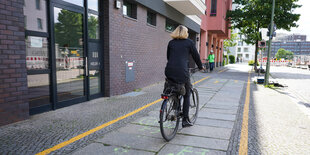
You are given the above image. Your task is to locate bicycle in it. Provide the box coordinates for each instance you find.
[159,68,200,141]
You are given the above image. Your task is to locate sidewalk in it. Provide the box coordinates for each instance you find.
[248,81,310,154]
[72,72,245,154]
[0,65,248,155]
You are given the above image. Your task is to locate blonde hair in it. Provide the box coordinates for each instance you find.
[170,25,189,39]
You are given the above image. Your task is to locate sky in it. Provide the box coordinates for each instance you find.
[277,0,310,40]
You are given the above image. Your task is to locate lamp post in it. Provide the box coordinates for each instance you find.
[264,0,276,86]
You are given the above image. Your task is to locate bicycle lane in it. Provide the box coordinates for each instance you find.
[70,64,251,155]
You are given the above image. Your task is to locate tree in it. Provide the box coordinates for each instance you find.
[275,48,294,60]
[227,0,300,70]
[88,15,99,39]
[55,10,83,48]
[223,33,238,54]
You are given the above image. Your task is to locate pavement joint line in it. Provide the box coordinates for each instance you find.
[35,74,212,155]
[197,117,236,122]
[201,79,230,109]
[166,143,227,152]
[238,70,251,155]
[176,132,230,141]
[93,142,158,153]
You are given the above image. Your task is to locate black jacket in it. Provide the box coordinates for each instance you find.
[165,39,203,83]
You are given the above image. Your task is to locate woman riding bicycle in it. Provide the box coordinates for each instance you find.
[164,25,204,127]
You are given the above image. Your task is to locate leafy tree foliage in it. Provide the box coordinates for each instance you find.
[88,15,99,39]
[223,33,238,54]
[275,48,294,60]
[55,10,83,48]
[227,0,300,69]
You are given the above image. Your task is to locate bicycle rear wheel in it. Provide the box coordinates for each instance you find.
[188,88,199,124]
[159,96,180,141]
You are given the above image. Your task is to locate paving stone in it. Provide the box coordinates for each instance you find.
[207,101,239,107]
[199,111,236,121]
[158,144,226,155]
[72,143,155,155]
[205,104,239,110]
[132,116,160,127]
[147,110,160,117]
[95,132,165,152]
[201,108,238,115]
[170,135,229,151]
[195,118,234,129]
[179,125,232,140]
[117,124,161,139]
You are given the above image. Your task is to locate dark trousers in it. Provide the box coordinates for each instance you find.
[183,79,192,118]
[209,62,214,71]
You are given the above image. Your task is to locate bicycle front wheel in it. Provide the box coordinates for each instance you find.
[188,88,199,124]
[159,96,180,141]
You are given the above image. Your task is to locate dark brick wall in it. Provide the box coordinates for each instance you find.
[0,0,29,126]
[107,0,171,96]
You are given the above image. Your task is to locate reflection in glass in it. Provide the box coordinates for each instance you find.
[88,14,99,39]
[62,0,83,7]
[28,74,50,108]
[26,36,49,70]
[88,42,101,95]
[90,70,100,95]
[88,0,98,11]
[54,7,85,102]
[23,0,47,32]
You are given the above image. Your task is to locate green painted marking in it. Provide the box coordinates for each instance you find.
[177,146,193,155]
[195,149,209,155]
[114,147,128,154]
[168,147,210,155]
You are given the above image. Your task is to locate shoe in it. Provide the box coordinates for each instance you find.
[182,117,193,128]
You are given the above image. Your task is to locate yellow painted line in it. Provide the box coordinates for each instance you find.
[218,69,227,73]
[238,71,251,155]
[37,75,211,155]
[214,80,219,84]
[36,98,162,155]
[235,80,238,83]
[192,76,210,85]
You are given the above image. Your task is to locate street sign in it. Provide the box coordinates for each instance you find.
[258,41,266,48]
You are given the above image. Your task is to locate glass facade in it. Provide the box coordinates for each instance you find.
[23,0,102,114]
[268,41,310,57]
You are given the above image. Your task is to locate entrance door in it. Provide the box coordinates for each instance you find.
[52,3,87,106]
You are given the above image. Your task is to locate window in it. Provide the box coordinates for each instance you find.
[246,54,249,58]
[88,14,99,39]
[24,0,50,108]
[147,11,156,26]
[88,0,98,11]
[24,0,47,32]
[210,0,217,16]
[244,48,248,52]
[238,48,241,52]
[123,1,137,19]
[165,19,178,32]
[62,0,83,6]
[36,0,40,10]
[37,18,43,30]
